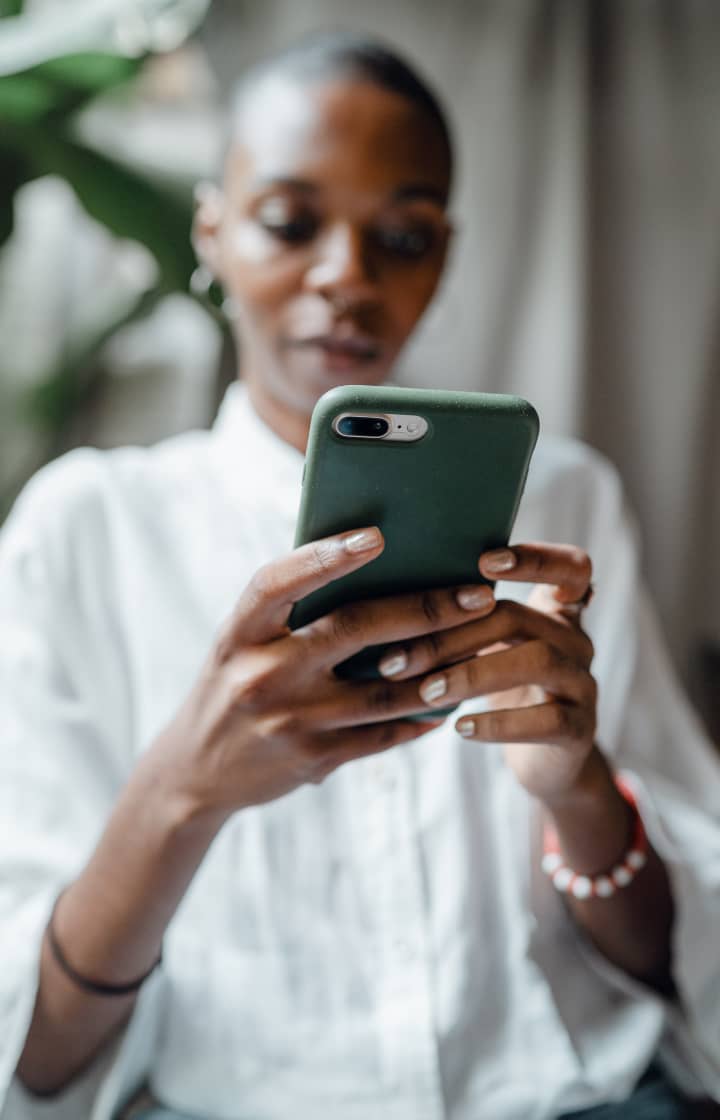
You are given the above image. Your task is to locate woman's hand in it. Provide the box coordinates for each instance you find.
[377,542,597,807]
[147,525,496,824]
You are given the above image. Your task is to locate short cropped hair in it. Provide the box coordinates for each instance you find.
[227,30,454,190]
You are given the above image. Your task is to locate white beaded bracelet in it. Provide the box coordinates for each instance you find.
[542,777,648,900]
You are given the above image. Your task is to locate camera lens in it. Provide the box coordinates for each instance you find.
[336,415,389,438]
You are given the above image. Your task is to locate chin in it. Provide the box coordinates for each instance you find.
[280,353,394,411]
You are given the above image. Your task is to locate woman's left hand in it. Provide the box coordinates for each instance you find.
[378,542,598,806]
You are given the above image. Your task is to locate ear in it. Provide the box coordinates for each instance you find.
[191,181,225,277]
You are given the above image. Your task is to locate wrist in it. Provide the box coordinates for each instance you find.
[541,747,634,877]
[131,739,232,845]
[540,743,614,814]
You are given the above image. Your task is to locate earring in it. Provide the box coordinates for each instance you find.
[190,264,214,299]
[222,296,240,321]
[190,265,236,321]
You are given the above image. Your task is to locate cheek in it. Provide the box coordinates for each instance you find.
[222,222,305,320]
[383,261,443,338]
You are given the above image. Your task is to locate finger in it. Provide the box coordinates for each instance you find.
[316,717,445,775]
[377,599,594,680]
[478,543,592,605]
[417,640,597,710]
[527,582,593,628]
[453,700,594,745]
[296,582,495,669]
[302,674,459,730]
[219,527,385,650]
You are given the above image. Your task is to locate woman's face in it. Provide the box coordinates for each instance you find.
[195,74,452,421]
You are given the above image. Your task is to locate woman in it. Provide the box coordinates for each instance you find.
[2,32,720,1120]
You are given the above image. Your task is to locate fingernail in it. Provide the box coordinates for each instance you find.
[344,528,382,554]
[456,718,475,738]
[379,651,408,677]
[482,548,516,573]
[456,585,494,610]
[420,675,447,704]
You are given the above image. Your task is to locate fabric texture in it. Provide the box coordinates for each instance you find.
[1,385,719,1120]
[128,1061,695,1119]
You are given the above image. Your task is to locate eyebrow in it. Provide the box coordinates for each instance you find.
[253,176,448,207]
[391,183,448,206]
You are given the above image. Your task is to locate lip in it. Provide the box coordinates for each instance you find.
[288,329,382,364]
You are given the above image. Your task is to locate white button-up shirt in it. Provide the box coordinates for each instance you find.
[1,384,719,1120]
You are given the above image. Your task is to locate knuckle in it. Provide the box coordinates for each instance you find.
[583,672,599,708]
[532,640,557,674]
[531,549,549,575]
[308,753,334,785]
[228,674,265,711]
[483,709,506,741]
[310,538,340,574]
[558,702,585,739]
[421,628,445,663]
[377,721,400,749]
[578,632,595,666]
[248,563,276,602]
[458,658,478,695]
[292,741,326,784]
[367,680,396,714]
[213,625,236,667]
[328,602,365,644]
[228,658,279,711]
[495,599,521,630]
[418,590,444,628]
[547,702,570,736]
[573,548,593,583]
[260,708,302,740]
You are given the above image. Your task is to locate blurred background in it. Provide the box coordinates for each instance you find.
[1,0,718,741]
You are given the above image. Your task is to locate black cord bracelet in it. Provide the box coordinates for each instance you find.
[47,891,162,997]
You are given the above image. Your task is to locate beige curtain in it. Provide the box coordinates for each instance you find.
[5,1,717,699]
[202,0,720,684]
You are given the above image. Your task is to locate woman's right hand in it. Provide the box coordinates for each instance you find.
[17,526,495,1096]
[147,525,495,823]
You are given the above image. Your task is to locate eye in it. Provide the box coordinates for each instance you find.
[373,224,436,260]
[256,197,318,245]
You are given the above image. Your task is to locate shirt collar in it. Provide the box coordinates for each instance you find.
[211,381,304,517]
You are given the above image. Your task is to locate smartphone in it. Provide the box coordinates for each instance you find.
[290,385,539,698]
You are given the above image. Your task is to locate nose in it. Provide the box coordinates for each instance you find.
[303,223,379,311]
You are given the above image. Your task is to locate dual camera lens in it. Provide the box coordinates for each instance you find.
[336,415,390,438]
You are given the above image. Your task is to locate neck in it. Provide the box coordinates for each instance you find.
[242,377,311,454]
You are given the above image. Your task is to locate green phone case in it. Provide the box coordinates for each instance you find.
[290,384,539,686]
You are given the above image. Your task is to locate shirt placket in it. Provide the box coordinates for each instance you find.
[357,748,446,1120]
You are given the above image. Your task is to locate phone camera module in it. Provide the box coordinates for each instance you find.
[336,415,390,438]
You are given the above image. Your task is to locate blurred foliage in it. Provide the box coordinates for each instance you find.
[0,1,219,513]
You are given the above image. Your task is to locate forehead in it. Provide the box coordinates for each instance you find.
[225,75,450,202]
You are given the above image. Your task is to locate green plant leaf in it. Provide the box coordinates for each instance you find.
[3,122,196,290]
[0,53,142,123]
[0,0,24,17]
[35,52,142,93]
[0,73,56,120]
[0,143,29,245]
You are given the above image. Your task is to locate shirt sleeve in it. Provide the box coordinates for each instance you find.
[0,452,163,1120]
[564,449,720,1097]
